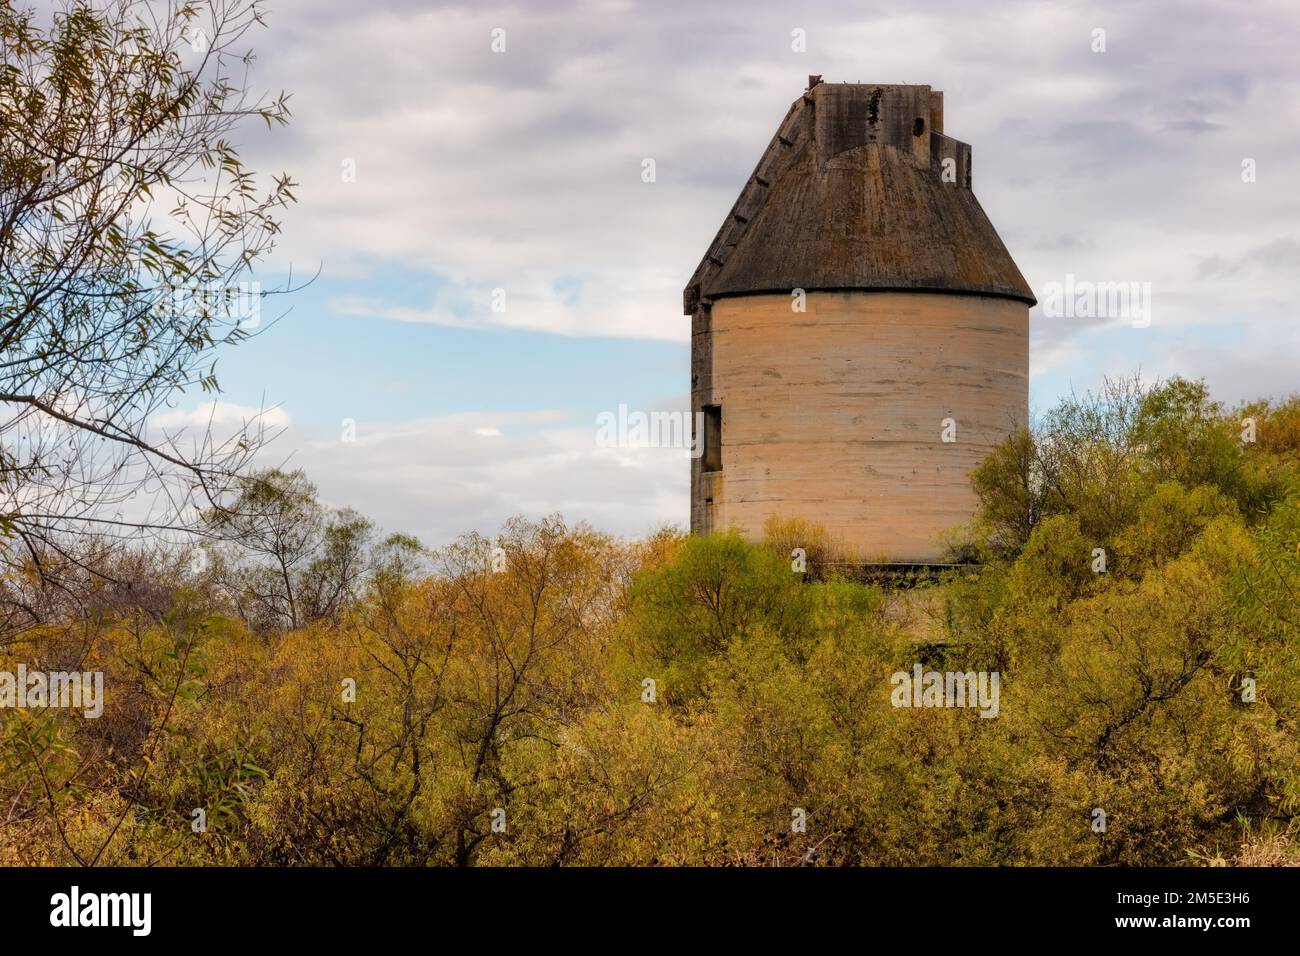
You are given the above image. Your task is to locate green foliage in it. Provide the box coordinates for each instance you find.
[2,377,1297,866]
[628,529,812,703]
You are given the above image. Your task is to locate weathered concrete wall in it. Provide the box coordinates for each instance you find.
[697,290,1028,562]
[812,83,933,168]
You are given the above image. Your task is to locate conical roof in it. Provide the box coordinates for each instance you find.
[684,82,1035,313]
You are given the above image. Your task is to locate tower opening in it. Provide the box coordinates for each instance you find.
[701,404,722,473]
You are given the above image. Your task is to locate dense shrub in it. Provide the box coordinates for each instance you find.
[2,378,1297,865]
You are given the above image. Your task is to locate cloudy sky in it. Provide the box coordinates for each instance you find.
[184,0,1298,546]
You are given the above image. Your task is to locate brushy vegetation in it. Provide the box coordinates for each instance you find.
[1,377,1297,866]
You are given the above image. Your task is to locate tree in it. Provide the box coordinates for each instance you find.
[629,529,812,703]
[202,468,389,631]
[970,425,1045,556]
[0,0,297,602]
[202,468,323,630]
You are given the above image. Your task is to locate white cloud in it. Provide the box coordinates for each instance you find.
[257,409,688,545]
[152,401,293,432]
[228,0,1300,355]
[187,0,1300,539]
